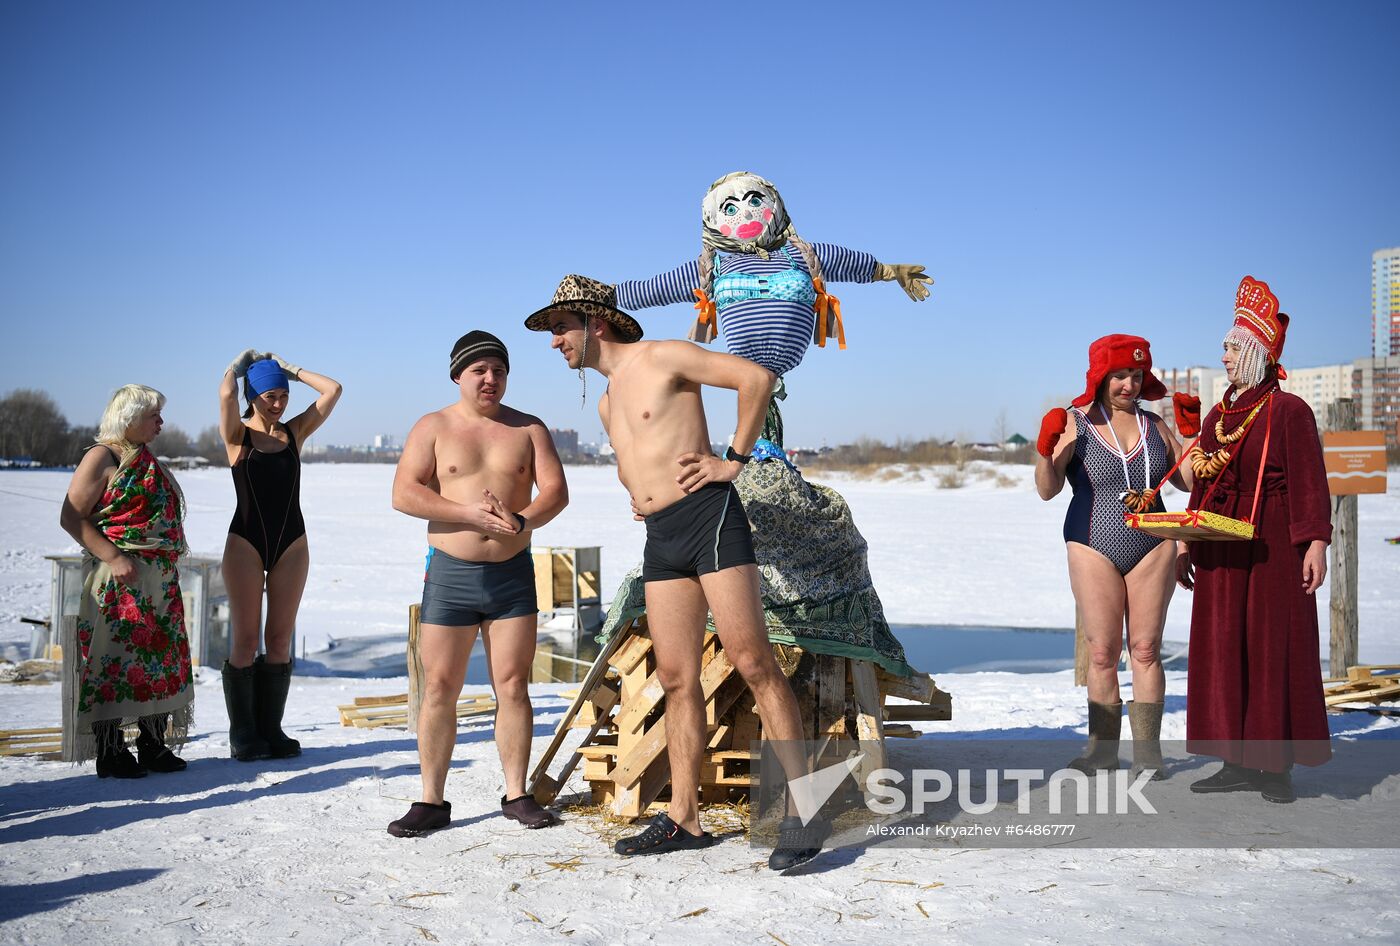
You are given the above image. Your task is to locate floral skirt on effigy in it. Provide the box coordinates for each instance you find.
[599,455,914,678]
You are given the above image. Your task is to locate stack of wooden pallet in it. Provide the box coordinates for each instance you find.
[1324,664,1400,708]
[0,726,63,759]
[529,618,952,821]
[337,692,496,729]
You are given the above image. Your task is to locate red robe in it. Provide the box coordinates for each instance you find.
[1185,382,1333,772]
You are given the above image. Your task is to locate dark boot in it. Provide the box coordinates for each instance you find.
[222,661,271,761]
[1068,701,1122,774]
[253,656,301,758]
[94,720,146,779]
[1127,700,1166,781]
[1190,761,1256,794]
[1257,766,1295,804]
[136,714,187,773]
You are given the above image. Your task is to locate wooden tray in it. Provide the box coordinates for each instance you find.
[1125,509,1255,541]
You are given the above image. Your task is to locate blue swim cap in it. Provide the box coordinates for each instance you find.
[246,359,289,396]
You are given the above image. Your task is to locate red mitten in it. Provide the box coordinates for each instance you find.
[1172,392,1202,437]
[1037,408,1068,458]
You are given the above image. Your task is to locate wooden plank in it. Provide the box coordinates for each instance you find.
[876,667,933,703]
[0,726,63,737]
[884,703,954,722]
[849,660,887,790]
[407,603,424,735]
[527,620,637,801]
[818,656,848,738]
[1326,683,1400,706]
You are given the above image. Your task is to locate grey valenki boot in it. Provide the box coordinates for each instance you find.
[1068,700,1122,773]
[1127,700,1166,781]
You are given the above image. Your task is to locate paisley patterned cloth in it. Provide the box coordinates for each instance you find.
[599,398,914,676]
[69,445,193,761]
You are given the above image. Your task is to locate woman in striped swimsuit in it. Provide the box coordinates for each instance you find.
[1035,335,1191,777]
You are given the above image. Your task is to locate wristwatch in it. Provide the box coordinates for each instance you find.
[724,446,752,465]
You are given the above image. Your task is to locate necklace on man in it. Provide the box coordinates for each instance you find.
[1098,402,1155,513]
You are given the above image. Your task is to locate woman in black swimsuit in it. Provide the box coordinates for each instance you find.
[219,349,342,761]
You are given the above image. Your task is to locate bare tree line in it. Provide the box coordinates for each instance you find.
[0,388,228,467]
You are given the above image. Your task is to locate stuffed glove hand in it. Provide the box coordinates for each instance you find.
[267,353,303,381]
[1172,392,1202,437]
[873,262,934,302]
[226,347,263,378]
[1037,408,1068,458]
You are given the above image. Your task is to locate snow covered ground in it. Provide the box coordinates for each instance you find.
[2,462,1398,658]
[1,669,1398,945]
[2,464,1399,944]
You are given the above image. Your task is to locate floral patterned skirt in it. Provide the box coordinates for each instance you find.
[71,551,193,759]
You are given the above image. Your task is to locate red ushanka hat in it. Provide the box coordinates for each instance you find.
[1070,334,1168,407]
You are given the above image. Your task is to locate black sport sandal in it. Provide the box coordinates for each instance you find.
[613,813,717,856]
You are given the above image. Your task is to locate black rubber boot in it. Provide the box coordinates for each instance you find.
[1257,766,1295,804]
[136,713,187,773]
[94,720,147,779]
[1127,700,1166,781]
[222,661,272,761]
[1068,701,1122,774]
[254,656,301,758]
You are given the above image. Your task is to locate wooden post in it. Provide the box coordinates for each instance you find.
[1326,400,1360,676]
[406,604,424,735]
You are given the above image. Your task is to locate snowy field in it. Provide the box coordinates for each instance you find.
[2,464,1399,945]
[2,462,1398,658]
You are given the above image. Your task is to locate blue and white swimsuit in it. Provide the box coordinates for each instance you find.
[1063,407,1168,575]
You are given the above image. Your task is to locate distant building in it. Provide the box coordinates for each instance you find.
[550,428,579,456]
[372,434,397,450]
[1353,356,1400,448]
[1374,247,1400,358]
[1279,363,1355,429]
[1153,366,1226,435]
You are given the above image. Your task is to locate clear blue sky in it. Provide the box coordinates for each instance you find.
[2,1,1396,449]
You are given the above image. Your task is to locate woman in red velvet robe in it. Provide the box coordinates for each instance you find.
[1175,276,1331,804]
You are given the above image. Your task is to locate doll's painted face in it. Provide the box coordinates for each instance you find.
[716,191,777,242]
[702,173,788,249]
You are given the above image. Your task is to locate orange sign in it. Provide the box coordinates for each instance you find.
[1324,431,1387,495]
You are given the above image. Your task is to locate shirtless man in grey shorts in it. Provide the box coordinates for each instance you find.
[387,330,568,836]
[526,275,823,871]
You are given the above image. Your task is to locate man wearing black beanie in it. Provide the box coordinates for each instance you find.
[387,330,569,836]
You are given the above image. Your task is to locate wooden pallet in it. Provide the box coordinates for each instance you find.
[529,618,951,820]
[337,692,496,729]
[1324,664,1400,708]
[0,726,64,759]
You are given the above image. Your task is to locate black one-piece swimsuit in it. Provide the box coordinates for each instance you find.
[228,424,306,571]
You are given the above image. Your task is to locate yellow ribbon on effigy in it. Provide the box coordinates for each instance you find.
[812,277,847,350]
[689,288,718,344]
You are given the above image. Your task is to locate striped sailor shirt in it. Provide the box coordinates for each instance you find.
[614,242,876,377]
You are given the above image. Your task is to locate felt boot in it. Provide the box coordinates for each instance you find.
[1068,701,1122,774]
[1127,700,1166,781]
[136,713,187,773]
[222,661,271,761]
[254,656,301,758]
[94,720,146,779]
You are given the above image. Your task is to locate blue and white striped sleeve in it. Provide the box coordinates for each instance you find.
[812,243,877,283]
[615,260,703,310]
